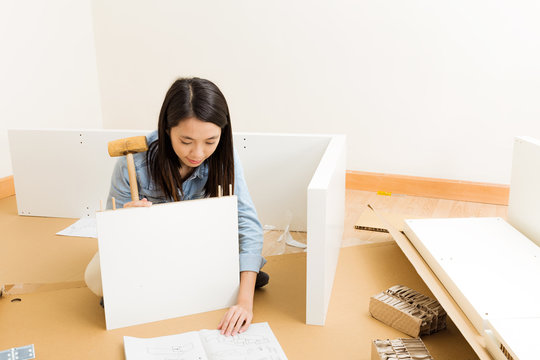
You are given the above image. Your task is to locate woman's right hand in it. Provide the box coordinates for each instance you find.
[123,198,152,208]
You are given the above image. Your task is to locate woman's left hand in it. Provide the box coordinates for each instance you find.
[217,301,253,336]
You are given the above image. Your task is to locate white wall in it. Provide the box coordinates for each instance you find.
[91,1,539,184]
[0,0,102,178]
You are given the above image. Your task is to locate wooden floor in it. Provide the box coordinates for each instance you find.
[263,189,508,256]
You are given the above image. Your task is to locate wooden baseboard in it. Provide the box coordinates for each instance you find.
[346,171,509,205]
[0,176,15,200]
[0,172,511,205]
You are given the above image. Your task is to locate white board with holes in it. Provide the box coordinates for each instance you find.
[485,317,540,360]
[96,196,239,330]
[403,217,540,334]
[9,129,329,231]
[8,128,146,218]
[234,133,330,232]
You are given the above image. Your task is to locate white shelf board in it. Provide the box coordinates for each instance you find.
[404,217,540,334]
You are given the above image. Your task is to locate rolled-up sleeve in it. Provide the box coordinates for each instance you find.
[106,157,133,209]
[234,150,266,272]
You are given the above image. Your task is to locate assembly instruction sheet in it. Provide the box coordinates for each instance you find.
[56,218,97,238]
[124,322,287,360]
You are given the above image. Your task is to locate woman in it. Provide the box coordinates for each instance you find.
[85,77,268,336]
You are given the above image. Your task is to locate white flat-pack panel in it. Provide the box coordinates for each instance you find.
[10,128,346,327]
[404,217,540,333]
[486,317,540,360]
[234,133,330,232]
[508,136,540,247]
[96,196,239,330]
[9,129,329,232]
[306,135,346,325]
[8,128,147,218]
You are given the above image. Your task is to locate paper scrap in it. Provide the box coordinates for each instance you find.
[56,218,97,238]
[286,239,307,249]
[277,225,307,249]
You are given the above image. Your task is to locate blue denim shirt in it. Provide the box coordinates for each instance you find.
[106,131,266,273]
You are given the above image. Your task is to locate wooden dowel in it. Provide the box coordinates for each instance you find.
[99,200,103,212]
[229,184,233,196]
[218,185,222,197]
[112,197,116,210]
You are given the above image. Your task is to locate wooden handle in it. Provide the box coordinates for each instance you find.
[126,153,139,202]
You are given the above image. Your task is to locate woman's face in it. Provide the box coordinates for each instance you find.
[169,117,221,169]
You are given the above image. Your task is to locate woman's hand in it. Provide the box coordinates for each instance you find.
[123,198,152,208]
[217,271,257,336]
[217,301,253,336]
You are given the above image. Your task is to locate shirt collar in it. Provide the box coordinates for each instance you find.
[186,161,208,181]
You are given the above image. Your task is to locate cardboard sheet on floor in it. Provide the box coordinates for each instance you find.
[1,195,477,359]
[354,207,419,232]
[96,196,240,330]
[0,245,479,360]
[0,196,96,284]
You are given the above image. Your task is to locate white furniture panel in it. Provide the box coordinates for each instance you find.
[404,218,540,333]
[404,217,540,360]
[9,129,346,326]
[485,318,540,360]
[8,129,146,218]
[306,135,346,325]
[9,129,328,232]
[96,196,239,330]
[234,133,329,232]
[508,136,540,247]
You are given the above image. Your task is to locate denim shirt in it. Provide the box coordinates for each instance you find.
[106,131,266,273]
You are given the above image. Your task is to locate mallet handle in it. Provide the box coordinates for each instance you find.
[126,153,139,202]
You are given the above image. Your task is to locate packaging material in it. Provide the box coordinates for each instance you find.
[371,338,434,360]
[277,210,307,250]
[369,285,447,337]
[355,206,419,232]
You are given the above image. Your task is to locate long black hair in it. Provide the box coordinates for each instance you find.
[147,77,234,201]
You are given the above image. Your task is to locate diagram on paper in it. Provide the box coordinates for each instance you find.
[123,323,287,360]
[124,331,207,360]
[145,343,200,360]
[200,323,287,360]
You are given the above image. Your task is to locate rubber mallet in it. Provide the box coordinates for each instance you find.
[108,136,148,202]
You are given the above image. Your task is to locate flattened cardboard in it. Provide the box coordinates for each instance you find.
[1,196,479,359]
[355,207,418,232]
